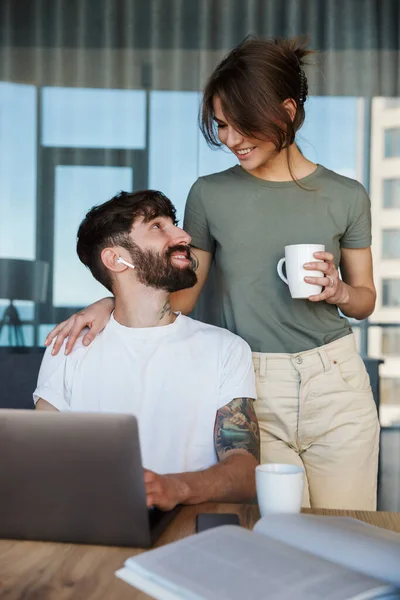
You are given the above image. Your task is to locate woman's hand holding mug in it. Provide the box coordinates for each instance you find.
[277,244,349,304]
[304,251,349,305]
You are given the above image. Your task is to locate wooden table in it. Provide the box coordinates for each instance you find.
[0,503,399,600]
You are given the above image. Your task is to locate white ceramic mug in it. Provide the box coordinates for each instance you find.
[256,463,305,516]
[277,244,325,299]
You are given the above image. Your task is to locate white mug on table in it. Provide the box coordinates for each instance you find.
[277,244,325,299]
[256,463,305,516]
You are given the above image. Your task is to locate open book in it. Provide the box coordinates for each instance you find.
[115,514,400,600]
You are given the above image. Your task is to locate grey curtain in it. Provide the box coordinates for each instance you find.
[1,0,399,96]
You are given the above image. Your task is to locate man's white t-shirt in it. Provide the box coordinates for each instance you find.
[33,314,256,475]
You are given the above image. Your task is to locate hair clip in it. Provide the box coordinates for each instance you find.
[298,68,308,106]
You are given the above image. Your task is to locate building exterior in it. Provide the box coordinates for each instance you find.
[369,98,400,426]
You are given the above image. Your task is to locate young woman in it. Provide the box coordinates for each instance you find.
[46,38,379,510]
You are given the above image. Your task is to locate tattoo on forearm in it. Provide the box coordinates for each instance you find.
[214,398,260,462]
[159,300,172,320]
[190,249,199,272]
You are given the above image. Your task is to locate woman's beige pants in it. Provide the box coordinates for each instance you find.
[252,334,380,510]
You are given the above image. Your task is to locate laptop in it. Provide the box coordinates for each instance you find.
[0,410,180,547]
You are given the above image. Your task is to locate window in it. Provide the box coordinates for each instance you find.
[382,328,400,355]
[53,166,133,307]
[299,97,360,180]
[384,128,400,158]
[382,279,400,307]
[382,230,400,259]
[149,91,200,224]
[0,83,37,345]
[42,88,146,149]
[149,91,237,224]
[0,83,36,259]
[383,179,400,208]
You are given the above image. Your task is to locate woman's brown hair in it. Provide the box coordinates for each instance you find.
[201,37,314,154]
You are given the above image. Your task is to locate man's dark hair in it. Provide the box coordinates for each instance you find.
[77,190,177,292]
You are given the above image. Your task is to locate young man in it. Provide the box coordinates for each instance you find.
[34,190,259,511]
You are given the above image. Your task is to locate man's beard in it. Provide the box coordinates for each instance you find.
[127,243,197,293]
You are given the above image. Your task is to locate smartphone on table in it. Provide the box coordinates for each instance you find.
[196,512,241,533]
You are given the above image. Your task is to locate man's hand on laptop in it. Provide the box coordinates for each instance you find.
[144,469,187,511]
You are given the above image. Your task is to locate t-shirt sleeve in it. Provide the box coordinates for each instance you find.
[183,179,215,253]
[218,336,257,409]
[341,183,372,248]
[33,341,74,411]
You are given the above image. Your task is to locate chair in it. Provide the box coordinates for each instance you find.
[0,348,45,409]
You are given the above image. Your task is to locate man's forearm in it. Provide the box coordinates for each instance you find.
[166,451,258,505]
[336,284,376,320]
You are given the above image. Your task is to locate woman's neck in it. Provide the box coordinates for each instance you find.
[248,144,317,182]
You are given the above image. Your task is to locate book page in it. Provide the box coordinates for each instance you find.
[253,515,400,587]
[116,567,181,600]
[122,526,393,600]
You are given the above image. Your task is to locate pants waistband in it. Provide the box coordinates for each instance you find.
[252,333,358,375]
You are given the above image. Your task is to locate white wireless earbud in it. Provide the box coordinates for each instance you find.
[116,257,135,270]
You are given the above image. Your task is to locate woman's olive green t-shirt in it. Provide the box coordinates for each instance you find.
[183,165,371,354]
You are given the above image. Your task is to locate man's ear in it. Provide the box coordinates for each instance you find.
[101,248,125,272]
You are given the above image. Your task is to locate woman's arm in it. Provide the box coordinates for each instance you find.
[336,247,376,319]
[46,248,213,355]
[45,296,116,355]
[305,247,376,320]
